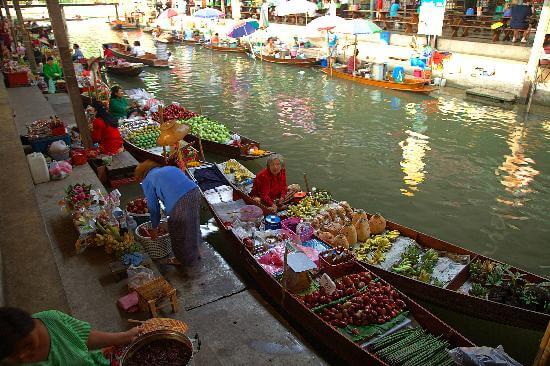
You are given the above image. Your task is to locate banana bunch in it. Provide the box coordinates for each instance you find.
[97,231,134,256]
[392,257,415,275]
[287,196,323,218]
[368,249,386,265]
[384,230,400,242]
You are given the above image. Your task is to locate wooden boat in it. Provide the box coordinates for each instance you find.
[203,43,247,53]
[322,67,436,94]
[186,163,475,366]
[259,54,319,67]
[103,43,169,68]
[110,20,139,30]
[352,215,550,331]
[105,64,145,77]
[183,134,272,161]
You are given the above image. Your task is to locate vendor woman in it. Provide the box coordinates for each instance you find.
[0,306,140,365]
[135,160,202,267]
[251,154,289,213]
[90,101,123,155]
[42,56,63,85]
[108,85,129,120]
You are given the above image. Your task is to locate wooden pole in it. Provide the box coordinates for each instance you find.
[1,0,16,50]
[115,3,119,20]
[303,173,310,192]
[45,0,92,148]
[13,0,37,73]
[519,0,549,104]
[533,321,550,366]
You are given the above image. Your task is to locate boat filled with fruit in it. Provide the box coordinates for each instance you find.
[184,161,474,365]
[119,102,272,161]
[282,191,550,331]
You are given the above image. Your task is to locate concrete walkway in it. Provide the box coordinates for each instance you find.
[0,86,329,365]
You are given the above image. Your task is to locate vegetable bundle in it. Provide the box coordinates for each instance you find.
[370,327,454,366]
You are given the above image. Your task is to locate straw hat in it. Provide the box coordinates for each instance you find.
[157,120,190,146]
[157,33,171,43]
[135,159,161,181]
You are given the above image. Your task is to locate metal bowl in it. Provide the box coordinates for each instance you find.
[121,330,193,366]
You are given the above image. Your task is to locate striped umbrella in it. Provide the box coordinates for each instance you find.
[227,19,259,38]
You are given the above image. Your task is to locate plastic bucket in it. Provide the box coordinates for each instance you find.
[413,69,423,78]
[380,31,391,45]
[320,58,328,67]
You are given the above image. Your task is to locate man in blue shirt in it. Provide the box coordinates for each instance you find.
[389,0,400,17]
[135,160,202,266]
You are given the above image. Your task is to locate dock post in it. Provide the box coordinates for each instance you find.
[45,0,93,148]
[519,0,550,105]
[13,0,37,74]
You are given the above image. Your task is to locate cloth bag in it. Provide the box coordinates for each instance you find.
[47,78,56,94]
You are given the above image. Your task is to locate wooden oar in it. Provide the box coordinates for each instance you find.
[533,321,550,366]
[303,173,310,193]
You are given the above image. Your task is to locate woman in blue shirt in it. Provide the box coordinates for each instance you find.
[135,160,202,266]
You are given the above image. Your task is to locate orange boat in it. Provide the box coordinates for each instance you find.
[322,67,436,94]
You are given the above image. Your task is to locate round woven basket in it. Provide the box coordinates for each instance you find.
[140,318,189,335]
[135,220,172,259]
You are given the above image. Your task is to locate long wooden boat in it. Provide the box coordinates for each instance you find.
[259,54,319,67]
[105,64,145,77]
[183,134,272,161]
[203,43,247,53]
[110,20,139,30]
[350,215,550,331]
[187,163,475,366]
[322,67,436,94]
[103,43,169,68]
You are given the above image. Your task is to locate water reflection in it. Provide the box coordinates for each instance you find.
[496,123,539,206]
[400,103,431,196]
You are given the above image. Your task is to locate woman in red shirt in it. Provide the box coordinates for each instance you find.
[103,44,115,59]
[90,101,123,155]
[251,154,288,213]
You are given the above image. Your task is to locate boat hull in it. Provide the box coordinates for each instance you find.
[259,55,319,67]
[204,44,247,53]
[322,67,436,93]
[105,65,145,77]
[104,43,169,68]
[188,165,475,366]
[183,134,272,161]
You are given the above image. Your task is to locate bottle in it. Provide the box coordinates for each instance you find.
[126,214,137,236]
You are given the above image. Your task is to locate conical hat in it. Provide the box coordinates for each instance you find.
[157,120,190,146]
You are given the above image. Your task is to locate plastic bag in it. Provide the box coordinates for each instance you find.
[48,78,56,94]
[49,160,72,180]
[49,140,68,154]
[449,346,522,366]
[127,265,155,291]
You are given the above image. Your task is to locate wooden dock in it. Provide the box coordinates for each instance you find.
[465,87,517,104]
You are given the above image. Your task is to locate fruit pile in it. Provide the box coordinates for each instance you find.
[138,226,168,238]
[127,198,149,215]
[320,246,354,265]
[151,103,197,122]
[180,116,231,144]
[302,272,373,308]
[223,159,254,183]
[127,125,160,149]
[319,281,406,328]
[354,230,400,265]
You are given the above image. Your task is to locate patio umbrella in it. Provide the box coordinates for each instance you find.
[336,19,382,73]
[227,19,259,38]
[305,15,346,31]
[228,19,259,57]
[194,7,224,19]
[276,0,317,24]
[306,15,346,69]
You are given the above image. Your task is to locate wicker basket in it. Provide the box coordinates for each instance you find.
[318,249,356,279]
[135,220,172,259]
[140,317,189,335]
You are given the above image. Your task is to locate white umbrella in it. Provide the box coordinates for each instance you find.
[335,19,382,74]
[305,15,346,31]
[276,0,317,17]
[335,19,382,35]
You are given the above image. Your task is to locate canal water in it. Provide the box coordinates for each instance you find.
[70,19,549,363]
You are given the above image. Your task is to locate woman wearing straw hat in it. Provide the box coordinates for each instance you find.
[135,160,202,266]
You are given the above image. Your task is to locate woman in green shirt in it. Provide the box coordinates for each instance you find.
[109,85,130,120]
[0,307,140,365]
[42,56,63,84]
